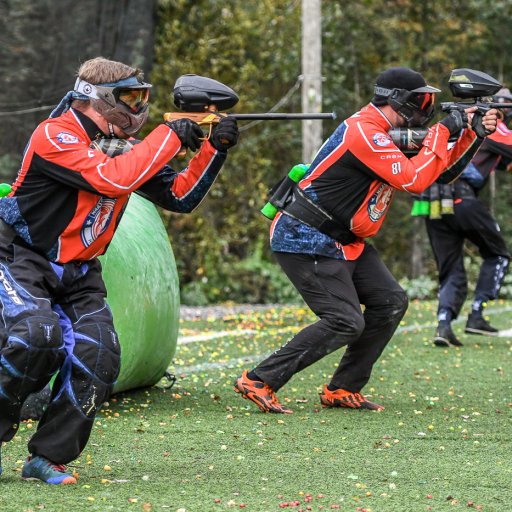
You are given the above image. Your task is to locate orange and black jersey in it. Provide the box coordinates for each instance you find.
[0,108,226,263]
[270,103,479,260]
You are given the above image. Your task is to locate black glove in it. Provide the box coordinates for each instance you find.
[439,110,468,137]
[210,117,239,151]
[165,119,203,151]
[471,111,490,138]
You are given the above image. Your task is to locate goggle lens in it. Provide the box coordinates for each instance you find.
[411,92,435,112]
[118,88,150,113]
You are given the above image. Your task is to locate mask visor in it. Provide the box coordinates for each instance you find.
[117,88,150,113]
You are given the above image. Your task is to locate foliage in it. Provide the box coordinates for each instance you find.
[152,0,303,301]
[181,250,302,306]
[399,274,438,300]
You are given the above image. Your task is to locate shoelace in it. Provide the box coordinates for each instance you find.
[51,463,67,473]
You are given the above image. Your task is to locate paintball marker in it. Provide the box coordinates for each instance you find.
[441,68,512,137]
[389,68,512,153]
[163,75,336,153]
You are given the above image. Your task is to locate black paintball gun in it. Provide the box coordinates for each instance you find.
[389,68,512,153]
[164,74,336,154]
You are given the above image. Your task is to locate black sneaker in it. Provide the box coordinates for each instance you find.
[465,314,499,336]
[434,323,463,347]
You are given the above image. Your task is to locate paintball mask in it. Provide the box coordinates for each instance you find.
[373,67,440,127]
[374,86,437,127]
[74,77,151,136]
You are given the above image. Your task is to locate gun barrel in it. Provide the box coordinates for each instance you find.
[487,102,512,109]
[230,112,336,120]
[441,101,512,112]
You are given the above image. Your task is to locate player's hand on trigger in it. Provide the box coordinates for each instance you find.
[479,107,498,136]
[210,117,239,151]
[464,106,498,138]
[165,118,204,152]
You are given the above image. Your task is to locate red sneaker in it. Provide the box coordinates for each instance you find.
[234,370,293,414]
[320,385,384,411]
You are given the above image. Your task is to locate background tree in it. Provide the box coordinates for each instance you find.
[152,0,305,304]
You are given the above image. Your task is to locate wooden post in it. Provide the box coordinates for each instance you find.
[301,0,323,164]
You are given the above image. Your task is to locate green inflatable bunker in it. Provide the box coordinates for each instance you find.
[99,194,180,393]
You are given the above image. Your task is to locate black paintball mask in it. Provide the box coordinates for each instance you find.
[372,67,441,127]
[74,76,152,136]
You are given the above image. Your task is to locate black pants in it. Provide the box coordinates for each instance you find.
[0,226,120,464]
[254,245,408,392]
[425,197,510,319]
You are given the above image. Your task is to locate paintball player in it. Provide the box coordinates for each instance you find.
[234,67,497,414]
[0,56,238,484]
[424,88,512,347]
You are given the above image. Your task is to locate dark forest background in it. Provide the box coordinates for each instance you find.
[1,0,512,304]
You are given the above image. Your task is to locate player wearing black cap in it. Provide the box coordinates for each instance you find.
[234,67,498,414]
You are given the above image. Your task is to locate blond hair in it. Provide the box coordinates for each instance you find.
[77,56,144,85]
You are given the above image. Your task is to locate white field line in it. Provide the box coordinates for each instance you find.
[179,329,257,344]
[177,320,445,345]
[174,306,512,374]
[172,354,266,375]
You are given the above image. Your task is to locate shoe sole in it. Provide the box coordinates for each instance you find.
[433,336,463,347]
[22,476,77,485]
[464,327,499,336]
[320,398,384,411]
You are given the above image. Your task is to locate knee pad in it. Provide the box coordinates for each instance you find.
[74,322,121,385]
[67,322,121,417]
[1,315,64,381]
[0,315,64,398]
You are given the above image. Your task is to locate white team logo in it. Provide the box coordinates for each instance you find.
[56,132,79,144]
[372,132,392,147]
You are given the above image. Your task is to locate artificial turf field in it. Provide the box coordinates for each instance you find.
[0,300,511,512]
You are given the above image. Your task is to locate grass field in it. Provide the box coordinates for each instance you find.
[0,300,511,512]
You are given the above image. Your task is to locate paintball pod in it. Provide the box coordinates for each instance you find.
[389,68,512,153]
[261,164,309,220]
[164,75,336,154]
[0,183,11,198]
